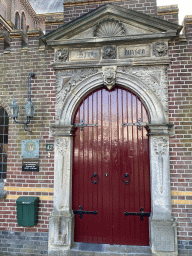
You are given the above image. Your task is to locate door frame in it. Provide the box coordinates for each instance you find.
[48,69,177,256]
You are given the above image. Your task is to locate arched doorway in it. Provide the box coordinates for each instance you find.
[72,86,151,246]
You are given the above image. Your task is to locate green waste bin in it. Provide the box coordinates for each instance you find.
[16,197,39,226]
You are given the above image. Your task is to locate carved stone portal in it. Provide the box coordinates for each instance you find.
[102,66,117,90]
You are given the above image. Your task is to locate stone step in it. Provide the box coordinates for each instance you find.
[67,242,152,256]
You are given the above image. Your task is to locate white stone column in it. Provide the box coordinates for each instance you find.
[148,125,178,256]
[48,126,74,255]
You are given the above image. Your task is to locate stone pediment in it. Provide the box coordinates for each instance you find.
[41,3,182,46]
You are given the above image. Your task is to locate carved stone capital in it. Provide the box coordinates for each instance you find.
[102,66,117,90]
[147,124,173,136]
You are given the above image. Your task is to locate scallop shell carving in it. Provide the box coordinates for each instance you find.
[93,18,125,37]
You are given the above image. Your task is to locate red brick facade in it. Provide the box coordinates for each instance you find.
[0,31,55,236]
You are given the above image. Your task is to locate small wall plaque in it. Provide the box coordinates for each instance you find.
[22,159,39,172]
[21,140,39,158]
[46,144,54,151]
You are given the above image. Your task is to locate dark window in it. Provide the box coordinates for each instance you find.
[21,12,26,31]
[0,107,9,181]
[15,12,20,29]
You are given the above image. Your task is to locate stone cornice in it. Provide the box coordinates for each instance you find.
[146,124,174,136]
[27,28,44,37]
[157,5,179,16]
[64,0,121,7]
[45,20,63,25]
[52,57,171,70]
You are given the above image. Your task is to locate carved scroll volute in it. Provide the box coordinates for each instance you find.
[153,137,168,194]
[102,66,117,90]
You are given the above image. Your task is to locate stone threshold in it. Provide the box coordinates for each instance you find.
[68,242,152,255]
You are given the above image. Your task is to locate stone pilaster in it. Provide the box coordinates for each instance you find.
[48,125,74,255]
[147,124,178,256]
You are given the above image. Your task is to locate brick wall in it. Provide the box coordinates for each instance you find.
[0,2,192,256]
[0,30,55,252]
[168,17,192,255]
[0,231,48,255]
[158,5,179,24]
[63,0,157,24]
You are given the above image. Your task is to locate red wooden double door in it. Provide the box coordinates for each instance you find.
[72,86,151,246]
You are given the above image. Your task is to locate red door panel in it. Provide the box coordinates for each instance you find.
[72,86,151,245]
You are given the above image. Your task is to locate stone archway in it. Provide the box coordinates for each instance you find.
[48,68,177,256]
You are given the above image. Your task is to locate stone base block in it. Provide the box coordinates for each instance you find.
[48,214,74,255]
[150,218,178,256]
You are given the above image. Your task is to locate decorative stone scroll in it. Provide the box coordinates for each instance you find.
[153,42,168,57]
[55,69,98,122]
[55,48,68,62]
[93,18,125,37]
[102,45,116,59]
[102,66,117,90]
[120,66,168,113]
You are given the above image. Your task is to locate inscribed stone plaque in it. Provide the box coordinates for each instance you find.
[155,227,175,251]
[21,140,39,158]
[22,159,39,172]
[119,45,150,58]
[69,48,101,61]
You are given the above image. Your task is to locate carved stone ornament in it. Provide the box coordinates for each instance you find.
[153,137,168,194]
[102,45,116,59]
[102,66,117,90]
[55,69,98,122]
[56,137,69,155]
[93,18,125,37]
[55,48,68,62]
[153,42,168,57]
[153,137,168,156]
[120,66,168,112]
